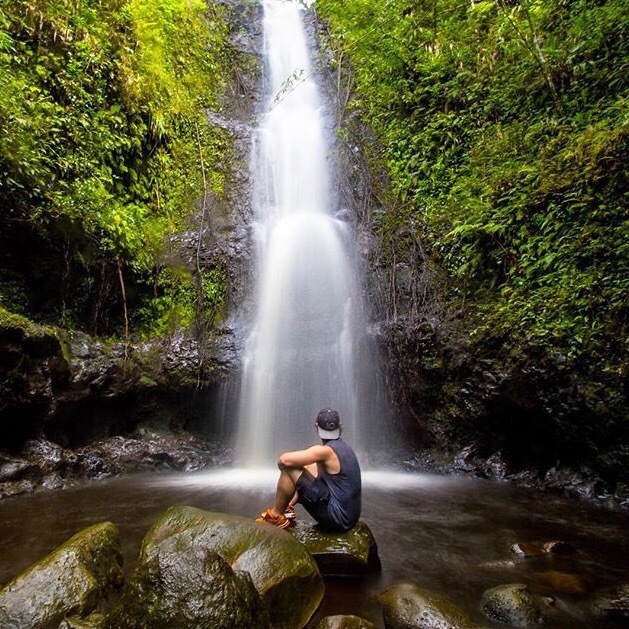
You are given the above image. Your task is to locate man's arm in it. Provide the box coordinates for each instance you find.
[277,445,332,470]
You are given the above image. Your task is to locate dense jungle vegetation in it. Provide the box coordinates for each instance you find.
[317,0,627,371]
[0,0,234,338]
[1,0,626,411]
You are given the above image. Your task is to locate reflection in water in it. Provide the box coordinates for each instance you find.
[0,469,627,627]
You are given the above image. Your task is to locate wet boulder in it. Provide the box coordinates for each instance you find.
[480,583,553,627]
[0,309,71,452]
[314,614,375,628]
[290,520,381,576]
[120,506,324,629]
[480,451,509,480]
[511,539,577,559]
[543,466,603,499]
[0,478,34,499]
[377,582,486,629]
[0,522,123,628]
[107,546,269,629]
[452,445,478,473]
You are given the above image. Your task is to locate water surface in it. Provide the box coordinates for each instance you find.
[1,469,627,627]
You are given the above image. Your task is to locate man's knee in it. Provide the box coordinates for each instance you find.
[282,467,305,484]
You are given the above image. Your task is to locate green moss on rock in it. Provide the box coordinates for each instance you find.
[480,583,553,627]
[378,583,486,629]
[290,520,381,576]
[0,522,124,628]
[126,506,324,629]
[108,548,269,629]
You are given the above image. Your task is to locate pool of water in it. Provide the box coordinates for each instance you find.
[0,468,627,627]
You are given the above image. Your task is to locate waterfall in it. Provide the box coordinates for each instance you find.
[236,0,388,466]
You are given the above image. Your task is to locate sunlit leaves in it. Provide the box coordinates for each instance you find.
[0,0,233,336]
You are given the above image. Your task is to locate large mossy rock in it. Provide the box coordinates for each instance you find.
[113,506,324,629]
[107,546,269,629]
[377,583,486,629]
[0,521,123,628]
[0,308,71,452]
[290,521,381,576]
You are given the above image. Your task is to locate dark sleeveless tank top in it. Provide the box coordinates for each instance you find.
[319,438,362,531]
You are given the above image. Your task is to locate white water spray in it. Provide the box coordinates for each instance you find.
[237,0,388,466]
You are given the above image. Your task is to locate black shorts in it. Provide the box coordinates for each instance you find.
[296,470,336,529]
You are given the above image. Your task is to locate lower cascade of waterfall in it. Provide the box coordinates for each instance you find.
[235,0,390,465]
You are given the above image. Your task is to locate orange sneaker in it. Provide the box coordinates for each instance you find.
[255,509,291,529]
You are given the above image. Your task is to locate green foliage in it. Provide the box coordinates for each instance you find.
[199,266,228,328]
[0,0,233,337]
[0,304,40,336]
[317,0,628,361]
[137,265,227,337]
[138,266,197,336]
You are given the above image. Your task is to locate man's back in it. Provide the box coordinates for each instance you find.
[319,438,361,531]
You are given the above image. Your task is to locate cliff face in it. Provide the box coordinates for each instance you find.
[330,128,627,492]
[381,313,627,486]
[310,11,627,493]
[332,102,628,493]
[0,0,263,454]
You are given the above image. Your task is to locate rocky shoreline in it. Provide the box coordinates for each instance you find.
[0,433,231,500]
[2,428,627,514]
[404,447,629,512]
[1,310,625,509]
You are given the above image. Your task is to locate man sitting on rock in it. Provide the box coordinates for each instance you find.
[256,408,362,532]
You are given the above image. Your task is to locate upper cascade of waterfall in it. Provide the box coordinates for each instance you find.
[236,0,390,466]
[256,0,329,220]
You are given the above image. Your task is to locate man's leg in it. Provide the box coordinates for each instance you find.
[293,465,335,529]
[271,463,317,516]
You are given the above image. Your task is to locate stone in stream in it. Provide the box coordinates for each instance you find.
[314,614,375,628]
[541,540,576,555]
[107,546,269,629]
[0,522,124,629]
[377,582,487,629]
[289,520,381,576]
[511,539,577,559]
[107,506,323,629]
[592,583,629,621]
[510,541,546,558]
[479,583,555,627]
